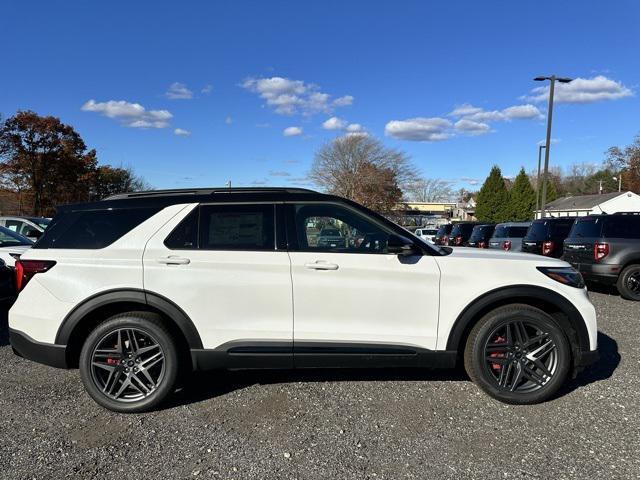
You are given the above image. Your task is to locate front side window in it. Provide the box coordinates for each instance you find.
[293,203,389,253]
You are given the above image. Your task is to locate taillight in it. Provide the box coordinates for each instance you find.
[502,240,512,251]
[542,241,555,256]
[14,260,56,292]
[594,242,609,262]
[478,241,487,248]
[454,235,463,246]
[442,235,449,245]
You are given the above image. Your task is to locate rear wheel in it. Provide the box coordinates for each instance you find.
[617,264,640,301]
[464,304,570,404]
[79,312,179,413]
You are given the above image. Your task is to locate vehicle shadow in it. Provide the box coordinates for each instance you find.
[586,281,620,297]
[561,331,620,395]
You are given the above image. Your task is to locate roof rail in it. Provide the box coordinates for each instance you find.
[104,187,317,200]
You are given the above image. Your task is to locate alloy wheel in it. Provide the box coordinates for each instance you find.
[483,321,558,393]
[90,328,166,402]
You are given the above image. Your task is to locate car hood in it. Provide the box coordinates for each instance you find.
[443,246,568,265]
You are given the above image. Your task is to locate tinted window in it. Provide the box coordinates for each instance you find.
[508,226,529,238]
[493,226,509,238]
[525,221,549,240]
[551,221,574,238]
[604,216,640,239]
[164,209,199,249]
[294,203,389,253]
[34,207,160,249]
[470,225,494,240]
[4,220,25,233]
[199,204,275,250]
[436,225,452,236]
[451,224,475,236]
[569,218,604,238]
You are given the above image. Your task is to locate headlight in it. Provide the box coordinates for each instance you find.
[537,266,585,289]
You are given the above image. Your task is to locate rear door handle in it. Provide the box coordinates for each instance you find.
[304,261,339,271]
[157,256,191,265]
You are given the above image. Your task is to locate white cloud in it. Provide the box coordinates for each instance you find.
[449,103,484,117]
[81,99,172,128]
[524,75,633,104]
[385,117,453,142]
[269,170,291,177]
[454,119,491,135]
[346,123,364,132]
[174,128,191,137]
[241,76,353,115]
[201,84,213,94]
[460,104,542,122]
[322,116,347,130]
[283,126,303,136]
[165,82,194,100]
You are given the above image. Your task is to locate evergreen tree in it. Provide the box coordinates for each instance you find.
[507,168,536,220]
[475,166,509,222]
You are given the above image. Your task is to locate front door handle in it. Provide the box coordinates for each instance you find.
[304,261,339,271]
[157,256,191,265]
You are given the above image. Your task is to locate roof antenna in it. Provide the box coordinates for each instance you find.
[226,180,231,189]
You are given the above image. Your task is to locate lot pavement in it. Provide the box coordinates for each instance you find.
[0,290,638,480]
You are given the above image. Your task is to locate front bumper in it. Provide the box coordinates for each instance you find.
[9,328,68,368]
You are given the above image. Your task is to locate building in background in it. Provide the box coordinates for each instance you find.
[535,191,640,219]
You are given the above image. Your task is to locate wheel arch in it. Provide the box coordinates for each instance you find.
[56,288,203,367]
[445,285,591,357]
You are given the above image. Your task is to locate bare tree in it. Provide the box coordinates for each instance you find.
[405,178,454,202]
[309,135,415,213]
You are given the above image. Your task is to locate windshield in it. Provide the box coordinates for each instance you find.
[569,218,603,238]
[28,217,51,229]
[0,226,34,247]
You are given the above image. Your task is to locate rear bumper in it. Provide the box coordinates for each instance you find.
[9,328,68,368]
[568,262,621,285]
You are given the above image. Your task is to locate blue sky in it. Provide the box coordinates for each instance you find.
[2,1,639,190]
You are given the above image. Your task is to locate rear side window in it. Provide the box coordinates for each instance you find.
[166,204,276,250]
[569,218,604,238]
[34,207,160,249]
[604,216,640,239]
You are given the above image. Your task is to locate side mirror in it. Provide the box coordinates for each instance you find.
[387,234,419,256]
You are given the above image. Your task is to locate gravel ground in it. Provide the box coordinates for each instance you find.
[0,290,637,480]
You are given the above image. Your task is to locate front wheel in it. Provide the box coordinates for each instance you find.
[464,304,570,404]
[79,312,179,413]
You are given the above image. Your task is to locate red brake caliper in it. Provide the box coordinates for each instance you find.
[490,335,506,371]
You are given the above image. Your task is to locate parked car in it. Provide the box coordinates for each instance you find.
[447,222,478,246]
[414,228,438,244]
[489,222,531,252]
[9,187,598,412]
[466,224,496,248]
[0,226,34,266]
[521,218,576,258]
[0,216,50,241]
[0,258,16,304]
[433,224,452,245]
[563,213,640,300]
[316,227,347,248]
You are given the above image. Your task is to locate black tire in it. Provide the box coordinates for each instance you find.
[79,312,179,413]
[464,304,571,405]
[617,264,640,301]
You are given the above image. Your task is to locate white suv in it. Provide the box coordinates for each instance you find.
[9,188,599,412]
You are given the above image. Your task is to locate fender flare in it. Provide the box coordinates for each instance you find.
[55,288,203,349]
[445,285,590,353]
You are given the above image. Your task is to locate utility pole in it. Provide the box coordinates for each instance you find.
[535,144,546,216]
[534,75,573,218]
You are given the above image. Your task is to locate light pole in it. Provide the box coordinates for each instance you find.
[535,144,546,216]
[534,75,573,217]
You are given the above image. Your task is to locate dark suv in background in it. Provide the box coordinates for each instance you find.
[434,224,452,245]
[466,224,495,248]
[521,217,576,258]
[447,222,478,246]
[564,213,640,300]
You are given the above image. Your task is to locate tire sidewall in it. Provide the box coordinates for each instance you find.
[79,315,178,413]
[468,307,570,404]
[618,265,640,301]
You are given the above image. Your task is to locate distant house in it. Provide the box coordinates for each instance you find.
[535,191,640,219]
[452,197,476,221]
